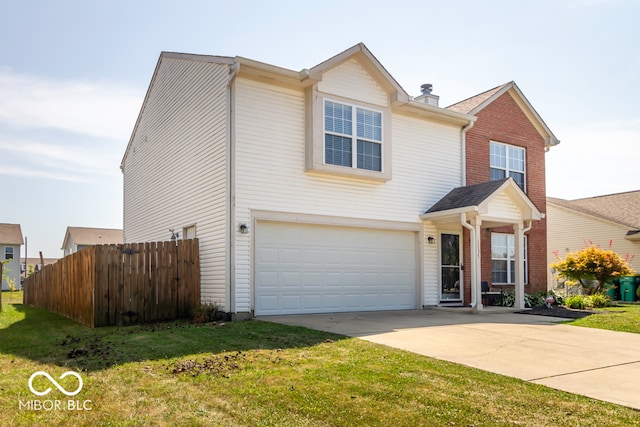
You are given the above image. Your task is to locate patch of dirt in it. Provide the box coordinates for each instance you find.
[168,351,245,377]
[517,306,597,319]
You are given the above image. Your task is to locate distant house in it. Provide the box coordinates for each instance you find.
[0,223,24,290]
[24,257,58,274]
[61,227,123,256]
[547,191,640,289]
[446,81,559,297]
[121,43,554,318]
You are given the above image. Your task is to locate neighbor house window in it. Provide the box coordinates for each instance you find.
[324,100,382,172]
[490,141,525,190]
[491,233,527,284]
[5,247,14,260]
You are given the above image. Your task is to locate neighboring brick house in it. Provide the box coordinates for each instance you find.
[447,82,559,300]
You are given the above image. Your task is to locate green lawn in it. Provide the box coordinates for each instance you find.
[567,303,640,333]
[1,302,639,426]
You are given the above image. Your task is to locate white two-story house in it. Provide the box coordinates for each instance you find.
[121,43,541,318]
[1,223,24,291]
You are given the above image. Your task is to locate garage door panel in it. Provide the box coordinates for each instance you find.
[255,221,417,315]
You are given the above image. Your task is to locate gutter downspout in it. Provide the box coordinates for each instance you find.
[227,62,239,318]
[460,212,479,310]
[460,120,475,186]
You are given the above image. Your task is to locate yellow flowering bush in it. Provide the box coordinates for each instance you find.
[551,244,635,295]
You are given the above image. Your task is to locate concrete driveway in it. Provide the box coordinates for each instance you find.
[261,309,640,410]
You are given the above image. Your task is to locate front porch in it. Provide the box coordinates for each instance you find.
[422,178,543,311]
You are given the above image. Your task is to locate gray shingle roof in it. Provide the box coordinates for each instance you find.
[425,179,510,214]
[445,83,509,114]
[548,190,640,230]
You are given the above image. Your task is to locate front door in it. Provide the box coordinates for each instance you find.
[440,233,462,302]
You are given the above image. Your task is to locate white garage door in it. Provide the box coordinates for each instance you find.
[255,221,417,315]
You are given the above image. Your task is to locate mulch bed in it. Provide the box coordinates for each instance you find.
[516,306,597,319]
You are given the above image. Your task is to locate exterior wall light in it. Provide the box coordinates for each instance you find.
[239,224,249,234]
[427,236,436,244]
[170,228,180,240]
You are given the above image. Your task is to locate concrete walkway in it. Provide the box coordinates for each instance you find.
[261,309,640,410]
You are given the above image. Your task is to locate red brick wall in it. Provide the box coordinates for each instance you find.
[462,90,548,301]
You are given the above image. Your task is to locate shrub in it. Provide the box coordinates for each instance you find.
[564,295,587,310]
[192,301,224,324]
[551,244,634,295]
[564,294,611,310]
[586,293,611,308]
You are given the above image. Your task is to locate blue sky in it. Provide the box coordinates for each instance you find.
[1,0,639,257]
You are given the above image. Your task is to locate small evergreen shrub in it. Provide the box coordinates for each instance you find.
[586,293,611,308]
[564,295,587,310]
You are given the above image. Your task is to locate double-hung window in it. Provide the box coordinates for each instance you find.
[324,100,382,172]
[490,141,525,190]
[4,247,14,260]
[491,233,527,284]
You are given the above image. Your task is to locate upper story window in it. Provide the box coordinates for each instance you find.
[490,141,525,190]
[306,91,392,182]
[5,247,14,260]
[324,100,382,172]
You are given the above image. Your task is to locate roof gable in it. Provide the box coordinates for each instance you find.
[0,223,23,245]
[307,43,409,103]
[447,81,559,148]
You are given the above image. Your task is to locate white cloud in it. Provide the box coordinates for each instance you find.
[546,119,640,199]
[0,138,119,179]
[0,68,142,141]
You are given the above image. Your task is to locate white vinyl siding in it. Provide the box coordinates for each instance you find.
[485,193,523,222]
[1,245,21,291]
[122,57,229,306]
[233,78,463,313]
[317,59,388,107]
[547,202,640,289]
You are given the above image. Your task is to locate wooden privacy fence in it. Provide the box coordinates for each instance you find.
[23,239,200,328]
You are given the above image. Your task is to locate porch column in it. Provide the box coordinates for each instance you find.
[513,222,525,309]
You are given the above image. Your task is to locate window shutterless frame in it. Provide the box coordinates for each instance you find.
[490,141,526,191]
[323,99,383,172]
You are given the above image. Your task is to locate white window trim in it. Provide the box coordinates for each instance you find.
[491,233,528,285]
[305,88,392,182]
[490,141,526,191]
[323,98,384,172]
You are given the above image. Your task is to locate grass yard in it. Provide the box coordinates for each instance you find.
[1,303,639,426]
[1,290,23,305]
[567,303,640,333]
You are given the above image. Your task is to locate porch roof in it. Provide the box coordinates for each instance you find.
[421,178,542,225]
